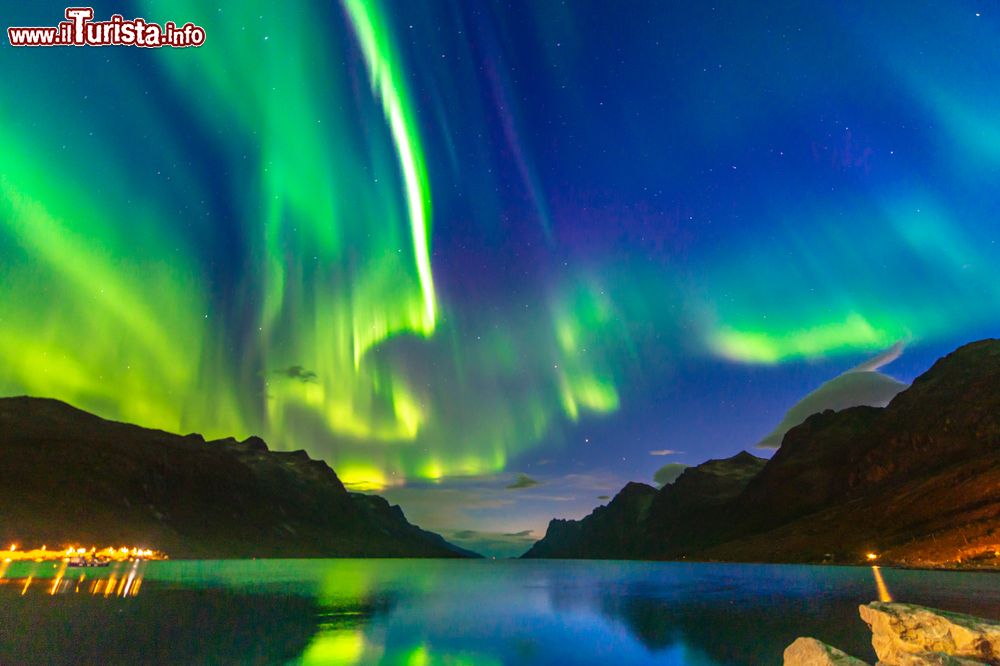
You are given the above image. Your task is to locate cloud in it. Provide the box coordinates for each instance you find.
[523,494,575,501]
[558,473,625,491]
[756,342,908,449]
[506,473,540,490]
[653,463,689,487]
[649,449,682,456]
[850,340,905,372]
[275,365,318,383]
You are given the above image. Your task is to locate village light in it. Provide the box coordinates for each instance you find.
[0,543,167,563]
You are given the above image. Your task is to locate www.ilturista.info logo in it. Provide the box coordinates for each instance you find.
[7,7,205,48]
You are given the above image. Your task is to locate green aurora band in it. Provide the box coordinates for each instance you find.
[3,1,996,492]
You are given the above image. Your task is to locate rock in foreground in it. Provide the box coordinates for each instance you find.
[784,603,1000,666]
[859,602,1000,666]
[783,637,870,665]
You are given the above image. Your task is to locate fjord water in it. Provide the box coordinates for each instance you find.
[1,560,998,665]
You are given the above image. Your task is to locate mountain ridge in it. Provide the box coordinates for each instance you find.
[0,396,479,559]
[524,339,1000,567]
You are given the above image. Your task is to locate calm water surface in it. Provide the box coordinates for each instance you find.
[1,559,998,665]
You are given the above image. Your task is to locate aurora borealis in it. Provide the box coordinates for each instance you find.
[2,1,999,554]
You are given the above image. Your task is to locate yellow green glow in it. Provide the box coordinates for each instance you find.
[298,630,367,665]
[338,464,391,492]
[405,645,430,666]
[0,124,243,439]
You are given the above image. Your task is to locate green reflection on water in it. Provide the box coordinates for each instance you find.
[3,559,1000,665]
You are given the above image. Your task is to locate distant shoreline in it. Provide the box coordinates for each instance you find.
[34,556,993,573]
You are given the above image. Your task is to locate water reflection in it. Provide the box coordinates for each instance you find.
[595,582,873,663]
[1,560,998,665]
[871,565,893,602]
[0,560,144,598]
[0,562,323,664]
[298,593,397,664]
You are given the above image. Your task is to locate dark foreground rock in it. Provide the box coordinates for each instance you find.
[0,397,478,558]
[525,339,1000,566]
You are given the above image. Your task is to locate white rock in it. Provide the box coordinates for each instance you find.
[859,602,999,666]
[783,636,871,665]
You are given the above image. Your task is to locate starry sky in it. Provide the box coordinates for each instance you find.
[1,1,999,556]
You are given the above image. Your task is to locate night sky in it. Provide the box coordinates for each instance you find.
[2,1,998,556]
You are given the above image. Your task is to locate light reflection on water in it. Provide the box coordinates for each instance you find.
[0,560,144,598]
[871,565,893,602]
[1,559,998,665]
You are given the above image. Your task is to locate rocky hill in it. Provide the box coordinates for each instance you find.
[0,397,478,559]
[525,339,1000,567]
[522,482,657,558]
[523,451,766,560]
